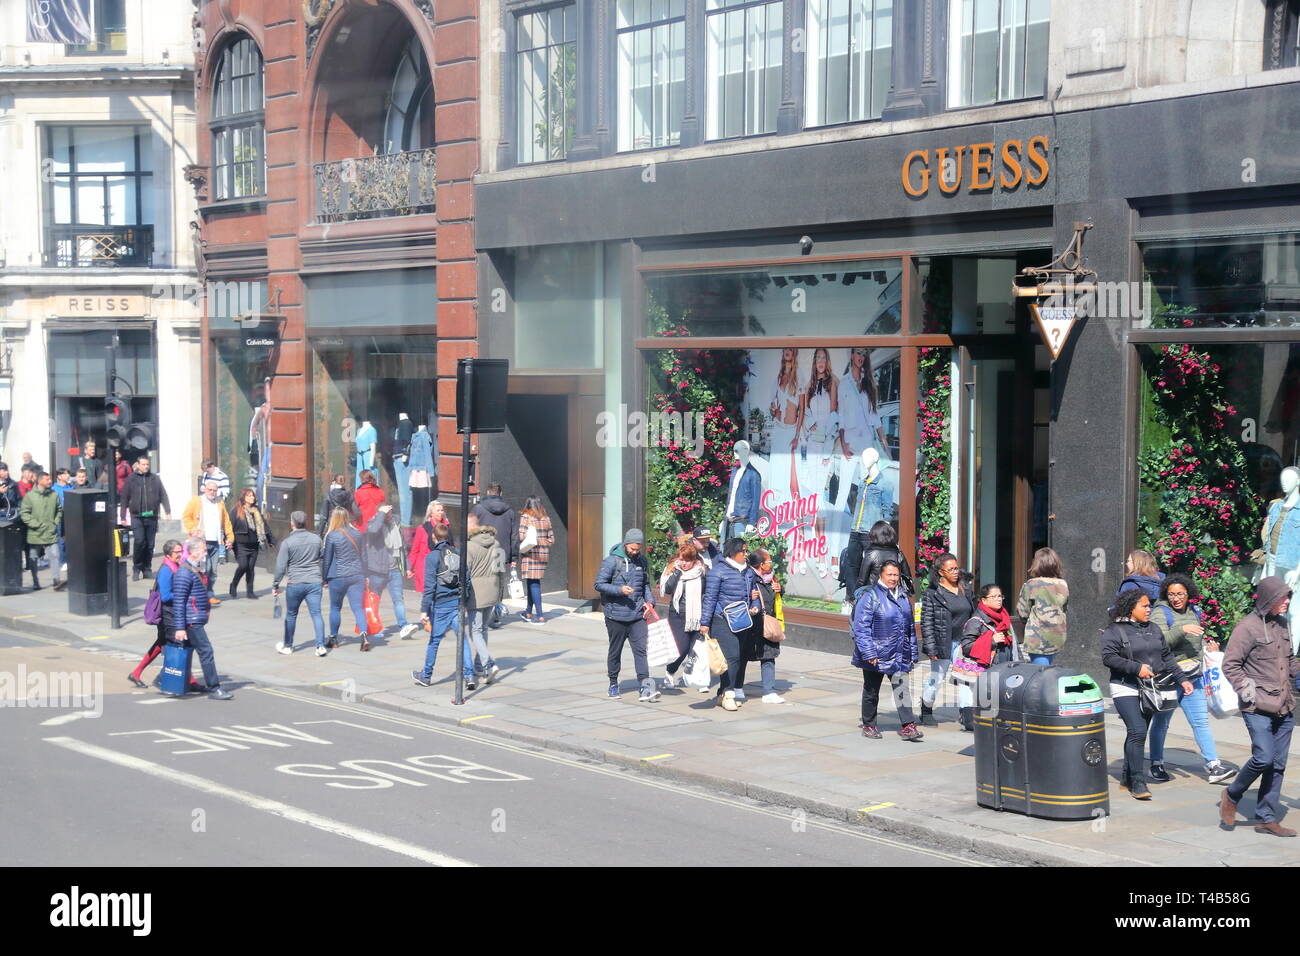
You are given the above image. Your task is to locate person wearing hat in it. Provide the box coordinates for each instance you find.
[1219,575,1300,836]
[595,528,659,702]
[692,527,722,569]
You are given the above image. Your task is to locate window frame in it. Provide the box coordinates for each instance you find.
[64,0,127,56]
[210,35,266,202]
[615,0,688,152]
[515,3,579,166]
[803,0,894,129]
[42,125,152,228]
[945,0,1049,111]
[704,0,787,142]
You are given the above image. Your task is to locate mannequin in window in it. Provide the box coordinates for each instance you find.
[840,447,901,603]
[721,440,762,542]
[355,419,377,489]
[1261,465,1300,651]
[249,377,273,508]
[407,423,435,521]
[392,413,415,527]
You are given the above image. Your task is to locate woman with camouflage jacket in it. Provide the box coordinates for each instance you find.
[1016,548,1069,665]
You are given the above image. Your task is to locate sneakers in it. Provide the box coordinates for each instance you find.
[209,687,234,700]
[697,683,713,694]
[412,670,432,687]
[126,673,147,689]
[898,722,925,742]
[1148,761,1172,783]
[861,724,882,739]
[399,623,419,640]
[608,682,620,699]
[639,680,661,703]
[315,645,329,657]
[275,643,292,656]
[466,681,478,691]
[761,693,786,704]
[719,691,739,712]
[484,664,501,685]
[1206,762,1235,784]
[1130,781,1153,800]
[919,702,935,726]
[528,615,545,626]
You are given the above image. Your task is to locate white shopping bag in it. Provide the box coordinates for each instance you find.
[682,639,712,689]
[645,611,677,667]
[1203,650,1239,718]
[507,569,525,601]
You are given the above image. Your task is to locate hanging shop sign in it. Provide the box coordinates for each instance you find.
[902,136,1049,198]
[1029,303,1079,361]
[1014,221,1097,363]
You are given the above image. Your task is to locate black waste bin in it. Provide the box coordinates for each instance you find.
[0,519,23,595]
[974,661,1109,820]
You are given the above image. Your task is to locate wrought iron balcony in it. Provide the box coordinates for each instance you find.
[314,148,437,223]
[43,224,154,268]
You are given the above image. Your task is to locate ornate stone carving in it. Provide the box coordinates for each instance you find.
[183,163,209,203]
[304,0,337,65]
[413,0,434,25]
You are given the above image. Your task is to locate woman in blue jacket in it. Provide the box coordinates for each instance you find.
[852,561,922,741]
[700,537,756,712]
[322,508,369,651]
[412,523,475,689]
[171,538,232,700]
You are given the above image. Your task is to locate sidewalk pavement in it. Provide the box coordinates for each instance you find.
[3,577,1297,867]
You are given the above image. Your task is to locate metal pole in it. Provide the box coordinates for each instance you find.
[453,359,473,706]
[106,335,121,630]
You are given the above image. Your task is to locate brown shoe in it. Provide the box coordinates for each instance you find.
[361,638,371,652]
[209,595,222,607]
[1218,794,1238,829]
[1253,821,1297,837]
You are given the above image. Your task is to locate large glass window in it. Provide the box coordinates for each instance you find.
[514,244,604,369]
[805,0,892,127]
[517,5,577,164]
[947,0,1048,108]
[706,0,784,140]
[42,126,153,267]
[211,36,265,200]
[617,0,686,151]
[65,0,127,55]
[383,37,434,154]
[644,260,904,337]
[1141,233,1300,329]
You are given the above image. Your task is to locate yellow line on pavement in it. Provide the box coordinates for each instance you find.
[12,614,35,620]
[254,687,993,867]
[642,754,674,761]
[857,802,895,813]
[318,680,351,687]
[460,714,494,724]
[85,635,111,641]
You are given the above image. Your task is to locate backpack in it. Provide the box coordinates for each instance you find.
[433,543,461,589]
[1160,603,1202,628]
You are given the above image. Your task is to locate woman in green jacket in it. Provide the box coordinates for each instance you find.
[1149,573,1234,785]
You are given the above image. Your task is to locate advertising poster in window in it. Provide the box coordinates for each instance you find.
[743,346,901,612]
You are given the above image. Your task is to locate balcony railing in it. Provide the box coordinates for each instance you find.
[43,225,154,268]
[314,148,437,223]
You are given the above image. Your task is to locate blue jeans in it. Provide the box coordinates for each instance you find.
[419,605,474,681]
[393,456,413,528]
[1029,653,1055,665]
[760,659,776,696]
[470,609,495,670]
[204,541,222,594]
[185,623,220,688]
[525,578,543,617]
[1149,675,1218,764]
[923,640,973,708]
[368,568,410,629]
[328,575,366,638]
[283,581,325,649]
[1227,711,1294,823]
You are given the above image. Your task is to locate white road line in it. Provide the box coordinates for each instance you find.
[256,688,992,867]
[40,711,99,727]
[43,735,475,868]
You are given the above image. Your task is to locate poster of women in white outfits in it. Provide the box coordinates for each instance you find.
[744,347,899,609]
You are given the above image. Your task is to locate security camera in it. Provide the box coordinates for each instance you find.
[799,236,814,255]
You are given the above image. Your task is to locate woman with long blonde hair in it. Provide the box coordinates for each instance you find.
[322,507,369,651]
[791,347,838,569]
[767,348,801,502]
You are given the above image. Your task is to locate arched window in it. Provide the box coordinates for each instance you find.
[211,36,265,200]
[382,37,433,154]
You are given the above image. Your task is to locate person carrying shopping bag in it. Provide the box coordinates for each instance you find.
[660,535,707,692]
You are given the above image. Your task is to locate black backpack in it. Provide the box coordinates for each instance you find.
[434,543,461,589]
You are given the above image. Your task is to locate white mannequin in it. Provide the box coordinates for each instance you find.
[417,424,427,431]
[361,420,372,430]
[399,413,409,421]
[1262,466,1300,652]
[861,447,881,482]
[728,441,757,534]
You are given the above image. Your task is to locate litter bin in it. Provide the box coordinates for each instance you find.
[974,661,1109,820]
[0,517,23,595]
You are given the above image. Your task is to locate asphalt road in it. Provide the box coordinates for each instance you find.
[0,630,993,867]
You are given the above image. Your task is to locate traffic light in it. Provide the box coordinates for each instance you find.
[105,396,131,448]
[123,422,156,454]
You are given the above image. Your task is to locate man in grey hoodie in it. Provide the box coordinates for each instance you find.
[271,511,326,656]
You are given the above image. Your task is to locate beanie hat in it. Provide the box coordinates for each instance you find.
[623,528,645,545]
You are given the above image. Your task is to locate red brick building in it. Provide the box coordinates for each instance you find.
[192,0,477,530]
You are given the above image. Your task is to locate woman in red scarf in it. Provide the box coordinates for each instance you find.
[955,584,1016,729]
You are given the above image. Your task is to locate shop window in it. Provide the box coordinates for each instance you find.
[616,0,686,151]
[706,0,784,140]
[42,125,153,267]
[804,0,892,127]
[382,37,434,154]
[947,0,1048,108]
[517,5,577,164]
[514,244,604,369]
[1141,233,1300,330]
[65,0,127,55]
[49,330,156,472]
[644,260,903,338]
[1136,333,1298,636]
[645,339,903,613]
[211,36,265,201]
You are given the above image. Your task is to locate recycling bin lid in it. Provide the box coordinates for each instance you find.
[1053,673,1105,716]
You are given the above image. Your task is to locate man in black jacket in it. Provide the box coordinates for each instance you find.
[472,484,517,628]
[0,462,19,514]
[119,455,171,580]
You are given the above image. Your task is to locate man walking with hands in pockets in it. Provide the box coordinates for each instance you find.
[595,529,658,702]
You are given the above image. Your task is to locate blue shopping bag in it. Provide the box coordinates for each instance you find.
[159,641,193,697]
